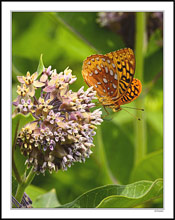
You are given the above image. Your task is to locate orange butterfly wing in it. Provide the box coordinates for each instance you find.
[116,78,142,106]
[82,48,141,111]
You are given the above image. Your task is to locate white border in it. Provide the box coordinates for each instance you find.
[2,1,174,219]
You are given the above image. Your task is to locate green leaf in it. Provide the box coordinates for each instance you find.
[12,12,95,92]
[55,12,125,53]
[99,119,134,184]
[58,179,163,208]
[146,29,163,57]
[12,113,35,176]
[12,176,18,196]
[145,92,163,137]
[130,150,163,183]
[25,184,47,202]
[144,47,163,83]
[32,189,60,208]
[36,54,44,78]
[13,147,27,178]
[98,179,163,208]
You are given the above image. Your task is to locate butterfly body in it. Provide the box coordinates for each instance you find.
[82,48,142,112]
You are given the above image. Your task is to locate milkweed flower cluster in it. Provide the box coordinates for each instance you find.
[13,66,103,174]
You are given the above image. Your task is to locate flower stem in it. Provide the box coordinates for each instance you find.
[25,167,36,186]
[134,12,147,165]
[14,183,26,206]
[14,167,35,205]
[96,126,119,184]
[12,120,22,184]
[12,157,22,184]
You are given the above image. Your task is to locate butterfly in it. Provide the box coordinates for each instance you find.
[82,48,142,113]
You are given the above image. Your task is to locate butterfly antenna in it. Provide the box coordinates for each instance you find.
[122,106,144,111]
[121,108,141,121]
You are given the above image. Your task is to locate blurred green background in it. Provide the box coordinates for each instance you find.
[12,12,163,207]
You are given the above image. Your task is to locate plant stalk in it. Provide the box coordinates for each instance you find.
[96,126,119,184]
[134,12,147,165]
[14,167,35,205]
[12,120,22,184]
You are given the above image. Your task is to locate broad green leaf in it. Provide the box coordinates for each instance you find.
[25,184,47,202]
[130,150,163,183]
[31,157,111,206]
[145,91,163,153]
[12,176,18,196]
[36,54,44,78]
[12,12,37,39]
[98,179,163,208]
[146,122,163,153]
[12,113,35,176]
[12,12,95,93]
[145,91,163,137]
[149,197,163,208]
[12,13,59,61]
[58,179,163,208]
[99,120,134,184]
[146,29,163,57]
[13,147,27,178]
[147,116,163,153]
[12,13,94,64]
[145,90,163,112]
[32,189,60,208]
[55,12,125,53]
[144,47,163,83]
